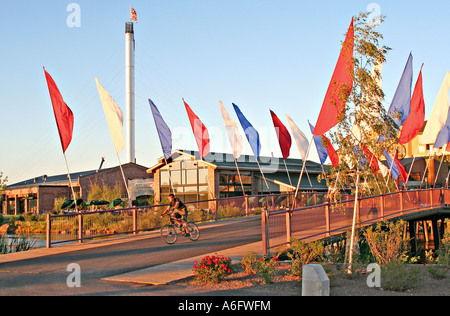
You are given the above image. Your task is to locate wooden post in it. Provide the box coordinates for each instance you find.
[325,203,330,237]
[133,208,137,235]
[261,210,269,256]
[409,221,417,256]
[400,191,404,215]
[417,190,421,209]
[431,217,440,250]
[78,212,83,244]
[46,213,51,249]
[423,220,429,243]
[380,195,385,221]
[215,199,219,221]
[245,195,249,216]
[286,210,292,245]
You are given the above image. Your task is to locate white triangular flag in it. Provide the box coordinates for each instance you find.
[285,114,309,161]
[95,78,125,153]
[420,72,450,145]
[219,100,243,159]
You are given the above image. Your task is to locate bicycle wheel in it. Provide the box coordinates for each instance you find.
[186,222,200,241]
[161,225,178,244]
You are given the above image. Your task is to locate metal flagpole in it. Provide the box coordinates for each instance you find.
[445,168,450,188]
[234,158,246,194]
[304,165,313,188]
[294,135,314,206]
[201,157,215,199]
[116,153,132,208]
[283,159,293,187]
[63,153,78,212]
[164,158,175,195]
[433,150,445,188]
[406,145,420,187]
[233,134,246,194]
[385,150,396,190]
[256,159,271,194]
[420,151,432,189]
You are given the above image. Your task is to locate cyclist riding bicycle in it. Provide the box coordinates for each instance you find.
[161,194,189,236]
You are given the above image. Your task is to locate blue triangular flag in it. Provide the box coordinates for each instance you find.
[384,149,399,180]
[387,53,413,127]
[309,121,327,165]
[232,103,261,159]
[149,99,172,160]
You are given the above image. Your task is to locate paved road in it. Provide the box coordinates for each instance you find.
[0,217,262,296]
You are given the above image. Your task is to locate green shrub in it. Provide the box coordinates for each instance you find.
[426,265,449,280]
[381,263,420,291]
[287,238,324,276]
[436,219,450,268]
[217,202,242,218]
[363,220,409,266]
[87,182,124,205]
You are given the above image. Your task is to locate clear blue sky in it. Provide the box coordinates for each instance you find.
[1,0,450,184]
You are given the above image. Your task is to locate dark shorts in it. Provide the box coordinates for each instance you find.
[172,207,187,222]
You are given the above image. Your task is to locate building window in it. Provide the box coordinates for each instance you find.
[159,159,210,202]
[219,171,252,198]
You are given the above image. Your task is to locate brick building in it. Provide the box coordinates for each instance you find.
[1,163,153,215]
[147,149,328,204]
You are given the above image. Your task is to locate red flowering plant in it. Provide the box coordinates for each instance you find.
[241,252,280,284]
[193,253,233,283]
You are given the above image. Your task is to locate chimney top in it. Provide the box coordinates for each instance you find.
[125,22,134,34]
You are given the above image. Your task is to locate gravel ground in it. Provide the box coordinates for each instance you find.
[174,263,449,296]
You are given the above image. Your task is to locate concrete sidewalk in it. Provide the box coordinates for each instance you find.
[102,240,263,285]
[0,217,257,265]
[0,229,163,264]
[1,218,265,287]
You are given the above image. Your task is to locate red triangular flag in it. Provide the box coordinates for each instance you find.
[322,135,339,167]
[184,99,210,158]
[394,152,408,183]
[43,68,74,153]
[314,18,354,136]
[270,110,292,160]
[130,7,138,23]
[398,64,425,144]
[362,145,379,173]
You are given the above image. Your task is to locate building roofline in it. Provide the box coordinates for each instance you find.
[7,162,150,191]
[147,149,326,174]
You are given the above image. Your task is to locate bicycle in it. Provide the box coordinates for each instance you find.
[160,214,200,244]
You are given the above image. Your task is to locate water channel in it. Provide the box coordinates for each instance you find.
[1,235,47,251]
